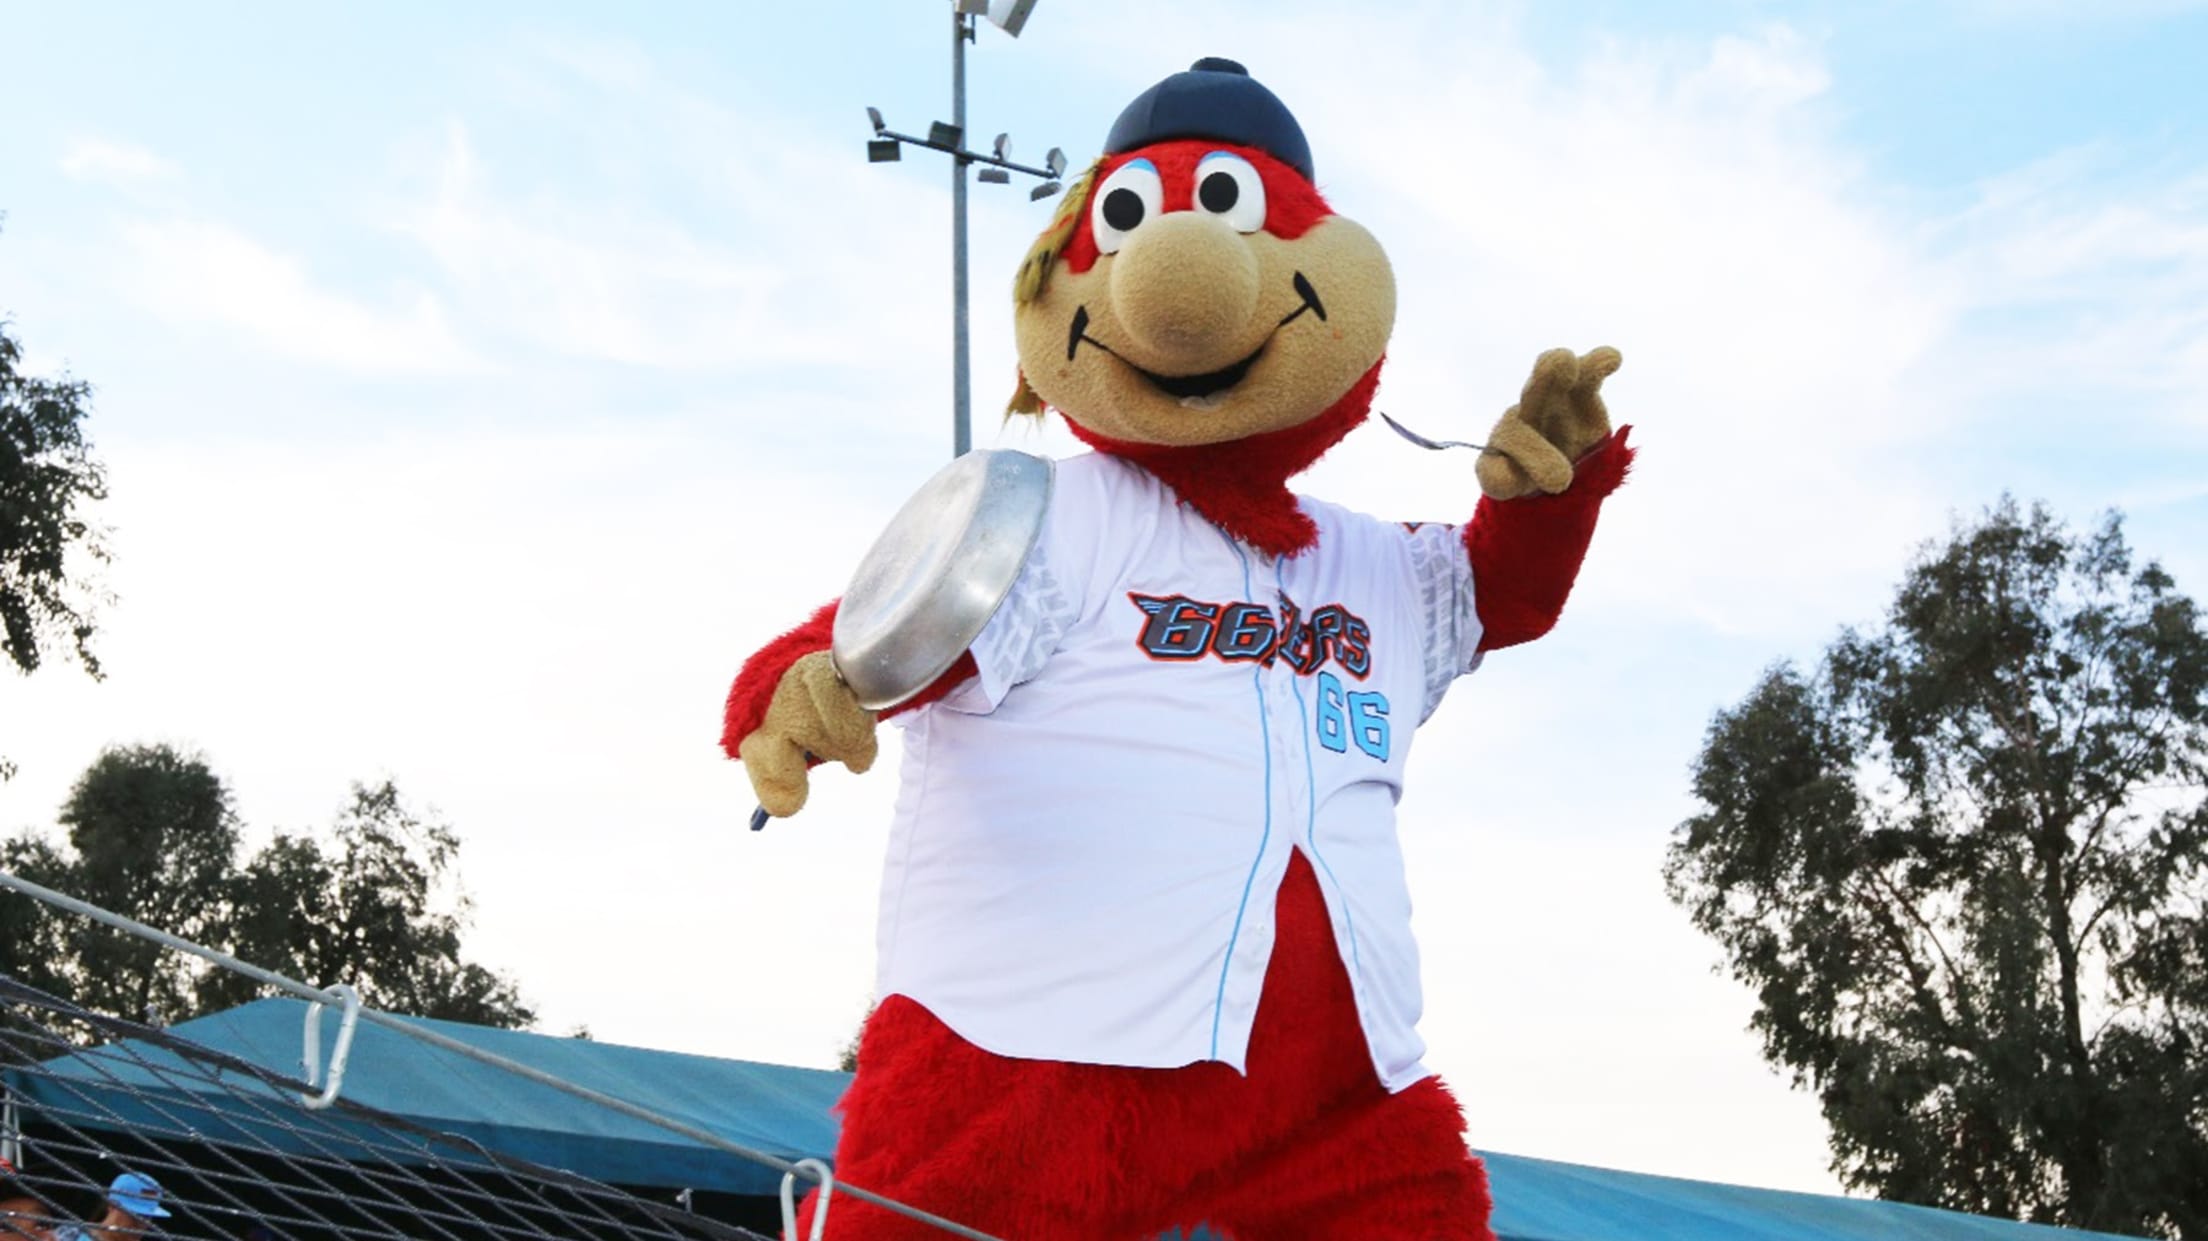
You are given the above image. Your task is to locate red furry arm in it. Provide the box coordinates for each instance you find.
[720,601,839,758]
[718,601,979,759]
[1464,426,1635,654]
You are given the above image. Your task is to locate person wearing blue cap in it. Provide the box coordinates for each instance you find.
[47,1172,169,1240]
[103,1173,168,1232]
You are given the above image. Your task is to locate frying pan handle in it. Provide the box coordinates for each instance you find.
[747,750,821,831]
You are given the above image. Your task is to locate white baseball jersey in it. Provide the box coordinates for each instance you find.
[875,450,1483,1092]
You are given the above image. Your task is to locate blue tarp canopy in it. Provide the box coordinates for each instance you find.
[11,998,2142,1239]
[8,997,845,1197]
[1477,1151,2138,1241]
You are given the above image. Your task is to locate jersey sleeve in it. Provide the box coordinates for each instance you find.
[933,503,1084,714]
[1401,519,1487,723]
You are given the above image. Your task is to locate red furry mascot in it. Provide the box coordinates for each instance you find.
[723,58,1634,1240]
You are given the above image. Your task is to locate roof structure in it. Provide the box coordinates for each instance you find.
[1479,1151,2140,1241]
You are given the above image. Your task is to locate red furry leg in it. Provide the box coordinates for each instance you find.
[804,853,1493,1240]
[1189,859,1495,1241]
[798,996,1231,1240]
[1195,1076,1494,1240]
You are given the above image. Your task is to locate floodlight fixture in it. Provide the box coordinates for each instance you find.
[985,0,1040,37]
[849,1,1062,461]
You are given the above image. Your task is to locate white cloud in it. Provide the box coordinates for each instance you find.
[114,218,481,374]
[1693,28,1834,107]
[1942,153,2208,414]
[1953,0,2208,21]
[395,121,771,369]
[389,98,957,377]
[60,137,178,185]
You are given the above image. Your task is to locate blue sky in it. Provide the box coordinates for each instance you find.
[4,0,2206,1203]
[1523,0,2208,181]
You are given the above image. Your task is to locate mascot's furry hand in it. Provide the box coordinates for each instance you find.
[739,650,878,818]
[1476,346,1622,501]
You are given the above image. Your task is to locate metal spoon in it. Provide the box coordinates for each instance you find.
[1378,411,1492,454]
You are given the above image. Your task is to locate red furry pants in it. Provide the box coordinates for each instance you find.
[802,851,1494,1240]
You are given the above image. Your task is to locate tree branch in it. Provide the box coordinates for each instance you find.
[1857,870,1972,1047]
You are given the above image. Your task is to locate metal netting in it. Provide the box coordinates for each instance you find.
[0,869,1009,1241]
[0,971,775,1241]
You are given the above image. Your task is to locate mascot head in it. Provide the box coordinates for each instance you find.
[1009,59,1396,457]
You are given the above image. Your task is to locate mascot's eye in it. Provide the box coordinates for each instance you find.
[1194,152,1266,233]
[1091,158,1162,255]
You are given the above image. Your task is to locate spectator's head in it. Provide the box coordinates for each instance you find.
[102,1172,168,1230]
[0,1194,52,1240]
[0,1159,55,1239]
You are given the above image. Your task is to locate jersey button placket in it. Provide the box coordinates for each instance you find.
[1269,659,1305,827]
[1268,561,1310,830]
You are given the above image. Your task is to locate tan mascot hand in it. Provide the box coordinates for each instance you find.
[1475,346,1622,501]
[738,650,879,818]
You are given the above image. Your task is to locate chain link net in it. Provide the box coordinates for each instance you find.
[0,973,777,1241]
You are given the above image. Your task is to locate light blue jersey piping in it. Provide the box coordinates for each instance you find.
[1278,554,1365,976]
[1209,531,1274,1059]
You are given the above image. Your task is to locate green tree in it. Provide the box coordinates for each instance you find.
[1,228,111,779]
[0,834,78,1005]
[0,746,534,1031]
[1665,499,2208,1238]
[53,744,241,1024]
[208,781,534,1027]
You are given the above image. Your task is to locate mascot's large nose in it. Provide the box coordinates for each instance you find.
[1107,212,1261,367]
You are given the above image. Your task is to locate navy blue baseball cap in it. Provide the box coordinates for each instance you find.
[1104,58,1314,182]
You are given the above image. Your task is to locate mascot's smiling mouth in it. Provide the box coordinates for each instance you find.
[1068,272,1329,402]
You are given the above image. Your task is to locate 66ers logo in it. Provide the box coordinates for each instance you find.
[1127,592,1372,678]
[1126,592,1393,761]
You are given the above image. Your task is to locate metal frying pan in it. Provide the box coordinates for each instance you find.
[748,448,1054,829]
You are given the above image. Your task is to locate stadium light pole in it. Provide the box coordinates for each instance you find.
[866,0,1063,459]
